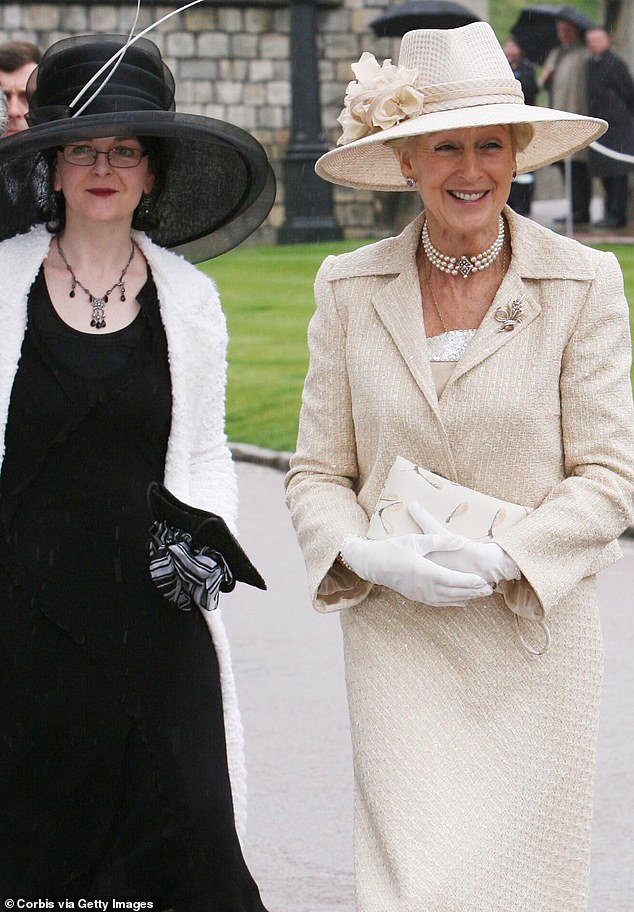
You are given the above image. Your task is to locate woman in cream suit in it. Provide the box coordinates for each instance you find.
[285,23,634,912]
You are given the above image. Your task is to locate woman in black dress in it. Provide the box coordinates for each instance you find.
[0,33,274,908]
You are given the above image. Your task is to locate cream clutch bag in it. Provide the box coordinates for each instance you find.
[367,456,532,541]
[367,457,550,655]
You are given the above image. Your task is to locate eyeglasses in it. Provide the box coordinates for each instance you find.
[61,144,147,168]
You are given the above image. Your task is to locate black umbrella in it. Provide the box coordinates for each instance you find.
[510,5,595,65]
[370,0,480,38]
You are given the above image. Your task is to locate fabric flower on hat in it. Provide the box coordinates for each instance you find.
[337,52,425,146]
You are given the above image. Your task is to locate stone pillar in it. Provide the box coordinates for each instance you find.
[278,0,341,242]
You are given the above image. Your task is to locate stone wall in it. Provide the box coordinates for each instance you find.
[0,1,486,243]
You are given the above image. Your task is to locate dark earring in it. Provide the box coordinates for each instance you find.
[139,193,152,217]
[405,176,417,188]
[48,189,59,216]
[45,189,63,232]
[134,192,157,230]
[512,168,517,180]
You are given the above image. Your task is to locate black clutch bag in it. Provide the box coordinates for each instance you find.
[147,481,266,591]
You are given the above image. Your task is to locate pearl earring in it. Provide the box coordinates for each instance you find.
[405,176,417,188]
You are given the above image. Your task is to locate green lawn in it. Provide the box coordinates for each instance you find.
[202,240,634,452]
[200,241,360,451]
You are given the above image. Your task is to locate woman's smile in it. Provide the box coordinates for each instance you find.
[398,124,515,248]
[447,189,489,202]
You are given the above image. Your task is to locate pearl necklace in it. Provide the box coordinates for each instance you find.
[421,215,505,279]
[56,236,136,330]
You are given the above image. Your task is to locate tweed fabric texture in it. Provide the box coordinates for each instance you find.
[285,208,634,911]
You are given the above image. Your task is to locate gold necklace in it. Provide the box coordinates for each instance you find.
[420,262,448,332]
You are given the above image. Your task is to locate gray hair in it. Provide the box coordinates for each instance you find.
[511,122,534,153]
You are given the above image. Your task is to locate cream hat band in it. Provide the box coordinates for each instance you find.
[316,22,607,192]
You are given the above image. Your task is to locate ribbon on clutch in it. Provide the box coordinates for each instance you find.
[148,520,233,612]
[147,482,266,613]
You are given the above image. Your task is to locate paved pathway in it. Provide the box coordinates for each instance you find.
[224,462,633,912]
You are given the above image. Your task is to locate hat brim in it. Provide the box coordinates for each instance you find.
[315,104,607,191]
[0,110,275,261]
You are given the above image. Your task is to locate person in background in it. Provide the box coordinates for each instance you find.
[504,35,537,216]
[540,16,592,225]
[0,40,41,135]
[286,21,634,912]
[585,26,634,229]
[0,40,42,235]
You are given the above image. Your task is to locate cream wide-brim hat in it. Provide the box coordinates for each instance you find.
[316,22,607,192]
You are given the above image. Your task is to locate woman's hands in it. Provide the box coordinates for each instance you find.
[340,534,493,608]
[408,502,521,585]
[339,501,521,608]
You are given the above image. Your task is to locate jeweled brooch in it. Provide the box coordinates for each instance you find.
[494,298,524,332]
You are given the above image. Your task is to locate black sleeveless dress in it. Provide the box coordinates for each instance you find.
[0,270,267,910]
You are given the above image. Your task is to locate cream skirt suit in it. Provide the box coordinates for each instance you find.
[286,208,634,912]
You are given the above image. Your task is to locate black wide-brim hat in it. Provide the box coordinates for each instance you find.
[0,34,276,261]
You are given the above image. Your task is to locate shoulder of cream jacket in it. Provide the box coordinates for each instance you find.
[285,208,634,616]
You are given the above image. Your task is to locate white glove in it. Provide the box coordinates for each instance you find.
[408,502,521,586]
[340,534,493,608]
